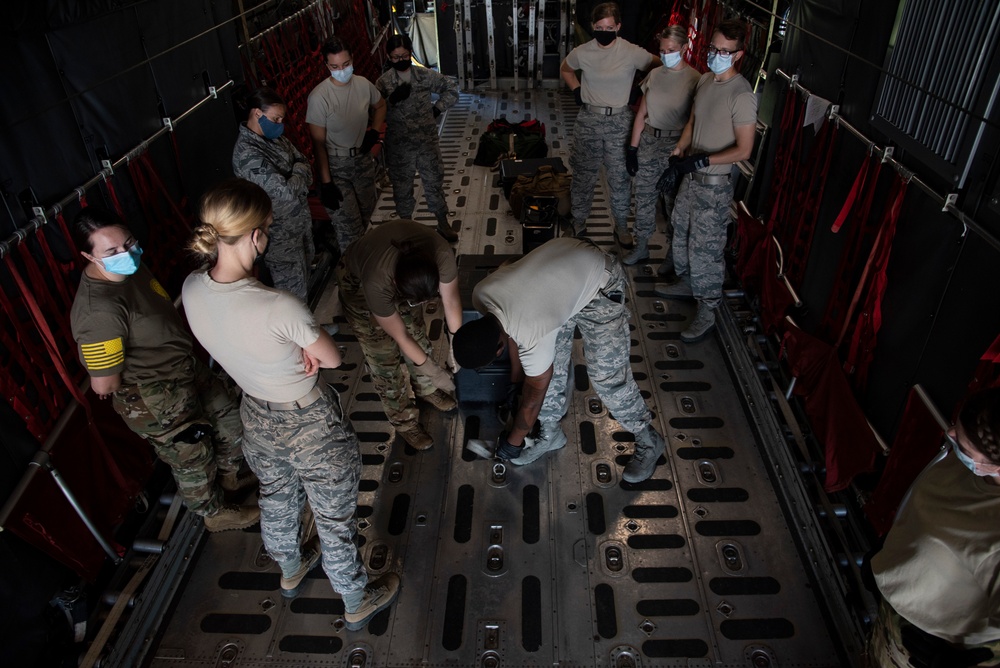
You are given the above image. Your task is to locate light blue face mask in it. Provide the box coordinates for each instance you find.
[103,244,143,276]
[707,52,733,75]
[330,65,354,83]
[952,440,1000,478]
[661,51,682,68]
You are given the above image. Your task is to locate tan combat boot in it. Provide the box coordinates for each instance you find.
[203,504,260,532]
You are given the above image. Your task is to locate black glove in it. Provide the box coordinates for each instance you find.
[432,106,441,118]
[320,181,343,211]
[900,623,994,668]
[628,86,642,106]
[626,146,639,176]
[387,82,411,105]
[497,380,522,426]
[674,153,710,176]
[656,157,681,195]
[359,128,381,154]
[573,87,583,106]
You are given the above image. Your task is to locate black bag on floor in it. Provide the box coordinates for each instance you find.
[473,117,548,168]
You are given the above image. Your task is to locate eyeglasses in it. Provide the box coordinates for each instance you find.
[389,52,411,62]
[707,45,741,57]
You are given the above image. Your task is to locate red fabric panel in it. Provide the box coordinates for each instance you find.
[818,155,884,343]
[733,204,768,294]
[759,239,795,334]
[783,326,879,492]
[843,176,909,389]
[6,397,152,581]
[967,332,1000,394]
[863,388,943,535]
[786,120,839,285]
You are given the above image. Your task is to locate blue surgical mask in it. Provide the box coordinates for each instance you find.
[258,115,284,139]
[707,52,733,75]
[330,66,354,84]
[661,51,682,68]
[103,244,143,276]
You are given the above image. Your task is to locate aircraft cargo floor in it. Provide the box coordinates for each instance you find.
[142,89,846,667]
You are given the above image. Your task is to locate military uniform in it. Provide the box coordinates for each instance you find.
[337,220,457,430]
[672,71,756,309]
[564,38,658,234]
[70,264,243,516]
[632,65,699,251]
[375,66,458,222]
[240,384,367,596]
[232,123,315,302]
[866,451,1000,666]
[182,269,368,599]
[306,76,382,253]
[472,238,652,433]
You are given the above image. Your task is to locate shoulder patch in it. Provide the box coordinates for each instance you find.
[81,337,125,371]
[150,278,170,301]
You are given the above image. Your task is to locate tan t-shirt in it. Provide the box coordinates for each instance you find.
[690,72,757,174]
[181,271,320,403]
[641,64,700,131]
[872,451,1000,644]
[565,38,657,108]
[342,220,458,318]
[70,263,193,384]
[305,75,382,153]
[472,238,607,377]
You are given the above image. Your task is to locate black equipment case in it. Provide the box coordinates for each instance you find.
[454,254,520,404]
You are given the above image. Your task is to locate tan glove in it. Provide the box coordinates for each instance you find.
[413,356,456,392]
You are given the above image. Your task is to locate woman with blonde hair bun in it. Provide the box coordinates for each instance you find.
[182,178,400,630]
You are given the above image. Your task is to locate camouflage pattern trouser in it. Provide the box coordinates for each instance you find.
[385,137,448,220]
[569,108,634,230]
[325,154,377,253]
[240,384,367,598]
[671,176,733,310]
[336,261,435,429]
[265,209,315,302]
[539,256,651,434]
[864,599,1000,667]
[633,131,678,246]
[112,359,243,516]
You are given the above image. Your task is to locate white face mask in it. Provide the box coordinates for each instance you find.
[661,51,682,68]
[330,65,354,83]
[953,441,1000,478]
[707,52,733,75]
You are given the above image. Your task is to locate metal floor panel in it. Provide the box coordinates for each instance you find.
[148,90,841,667]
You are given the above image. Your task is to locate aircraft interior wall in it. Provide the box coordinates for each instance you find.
[772,0,1000,437]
